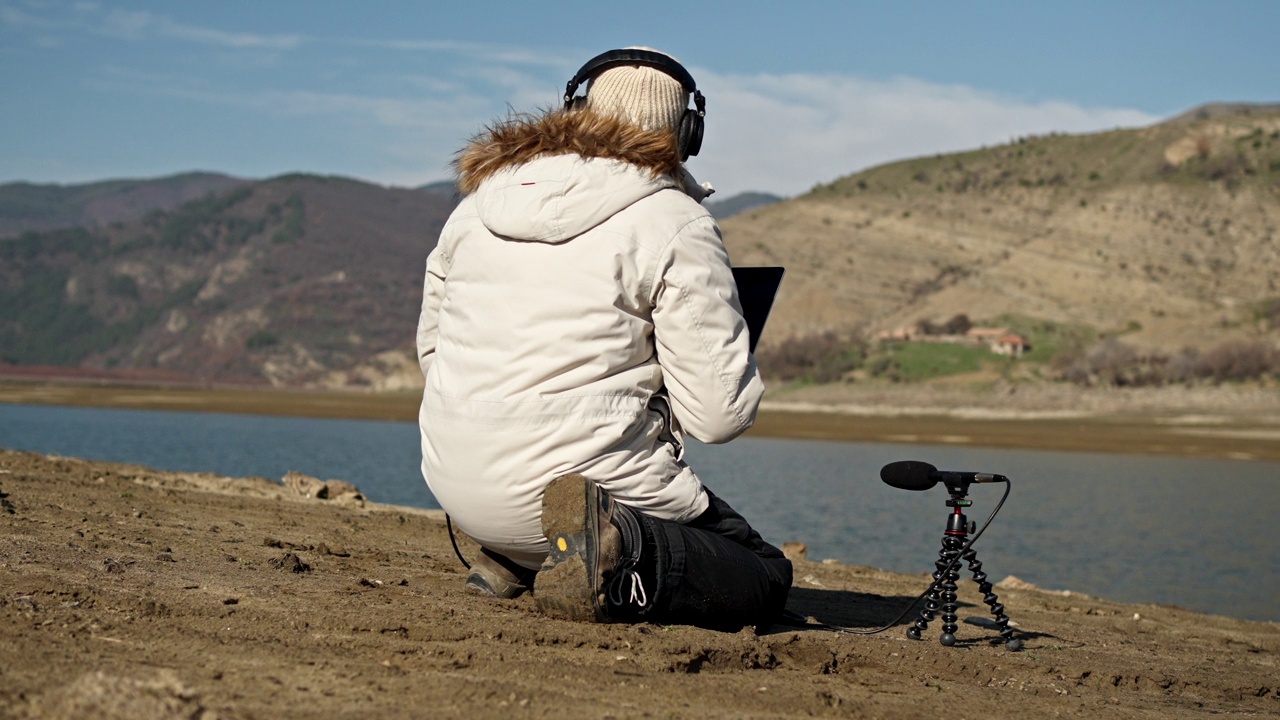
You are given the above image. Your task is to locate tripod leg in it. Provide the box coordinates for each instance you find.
[963,547,1023,651]
[937,536,964,646]
[908,534,954,642]
[907,577,939,640]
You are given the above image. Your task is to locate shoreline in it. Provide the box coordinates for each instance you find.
[4,379,1280,463]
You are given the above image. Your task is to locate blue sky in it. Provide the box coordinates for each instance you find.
[3,1,1277,196]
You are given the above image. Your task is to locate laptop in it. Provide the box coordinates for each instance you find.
[731,266,785,352]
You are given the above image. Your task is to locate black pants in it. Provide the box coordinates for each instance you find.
[620,488,792,632]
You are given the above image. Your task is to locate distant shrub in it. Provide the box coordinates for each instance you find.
[1255,298,1280,328]
[106,274,139,299]
[1062,337,1279,387]
[915,315,970,336]
[162,280,203,310]
[0,227,98,262]
[271,194,305,245]
[224,216,266,246]
[756,332,866,384]
[1062,338,1145,387]
[1198,153,1252,190]
[911,265,970,301]
[941,313,972,335]
[1193,339,1279,382]
[246,329,280,350]
[159,186,252,250]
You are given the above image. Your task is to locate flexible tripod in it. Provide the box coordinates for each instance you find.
[906,478,1022,651]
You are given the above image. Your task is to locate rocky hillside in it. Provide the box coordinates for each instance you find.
[723,104,1280,355]
[1,174,452,388]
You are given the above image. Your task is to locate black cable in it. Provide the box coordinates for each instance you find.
[788,479,1011,636]
[446,513,471,570]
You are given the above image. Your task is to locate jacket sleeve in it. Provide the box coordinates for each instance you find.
[651,214,765,444]
[416,238,450,381]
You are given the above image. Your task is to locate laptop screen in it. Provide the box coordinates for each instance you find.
[731,266,785,352]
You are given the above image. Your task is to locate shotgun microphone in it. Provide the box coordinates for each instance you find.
[880,460,939,491]
[880,460,1008,491]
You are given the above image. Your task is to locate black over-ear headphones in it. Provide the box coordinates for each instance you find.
[563,48,706,161]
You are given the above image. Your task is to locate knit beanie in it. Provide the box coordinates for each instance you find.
[585,47,689,134]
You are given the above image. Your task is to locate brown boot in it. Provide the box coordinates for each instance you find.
[534,473,623,622]
[465,547,535,599]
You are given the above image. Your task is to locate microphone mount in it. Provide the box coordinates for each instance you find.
[881,460,1023,651]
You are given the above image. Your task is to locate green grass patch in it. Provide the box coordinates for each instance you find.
[869,342,991,382]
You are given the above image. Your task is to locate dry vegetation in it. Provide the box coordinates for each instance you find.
[725,105,1280,387]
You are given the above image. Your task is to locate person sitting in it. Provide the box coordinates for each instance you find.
[416,47,791,631]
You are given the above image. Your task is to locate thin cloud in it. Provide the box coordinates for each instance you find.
[5,10,1165,196]
[90,67,487,130]
[4,3,300,50]
[343,37,577,69]
[156,18,300,50]
[1,3,54,29]
[690,70,1160,196]
[94,8,300,48]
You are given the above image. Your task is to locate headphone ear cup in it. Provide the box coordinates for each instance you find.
[677,109,704,160]
[566,95,587,111]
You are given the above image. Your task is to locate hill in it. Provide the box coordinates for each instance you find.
[0,172,248,238]
[0,174,454,388]
[705,191,784,219]
[722,103,1280,381]
[4,104,1279,390]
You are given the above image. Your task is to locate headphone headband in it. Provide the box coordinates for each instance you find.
[564,48,699,105]
[563,48,706,160]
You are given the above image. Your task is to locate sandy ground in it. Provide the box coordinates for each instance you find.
[2,448,1277,719]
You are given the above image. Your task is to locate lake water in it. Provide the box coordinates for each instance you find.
[2,402,1276,622]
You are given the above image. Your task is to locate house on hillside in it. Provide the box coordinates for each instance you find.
[875,323,1030,358]
[992,333,1031,358]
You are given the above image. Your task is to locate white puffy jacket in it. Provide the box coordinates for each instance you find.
[417,114,763,568]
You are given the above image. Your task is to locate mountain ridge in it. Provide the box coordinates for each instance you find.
[0,172,249,238]
[1,174,453,388]
[3,103,1278,388]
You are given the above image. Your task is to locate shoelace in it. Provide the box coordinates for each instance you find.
[606,500,649,609]
[607,567,648,608]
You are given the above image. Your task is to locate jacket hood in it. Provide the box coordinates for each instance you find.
[455,110,685,244]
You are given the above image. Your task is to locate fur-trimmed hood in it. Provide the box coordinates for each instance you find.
[454,109,681,194]
[454,109,700,245]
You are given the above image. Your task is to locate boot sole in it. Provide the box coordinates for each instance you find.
[534,474,603,621]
